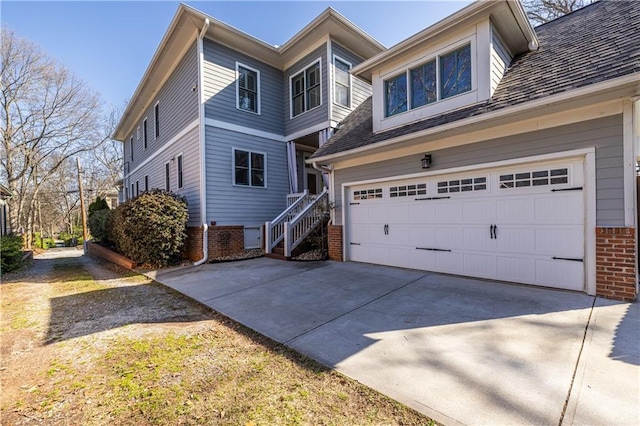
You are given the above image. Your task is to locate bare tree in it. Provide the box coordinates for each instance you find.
[523,0,595,25]
[0,27,115,247]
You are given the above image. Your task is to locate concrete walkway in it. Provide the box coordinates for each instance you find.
[145,257,640,426]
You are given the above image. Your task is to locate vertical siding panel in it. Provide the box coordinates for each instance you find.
[333,115,624,226]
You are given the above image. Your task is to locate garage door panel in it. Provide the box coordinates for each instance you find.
[409,202,435,223]
[349,244,368,263]
[350,224,370,243]
[367,226,387,244]
[435,251,463,273]
[463,227,498,251]
[497,198,535,224]
[388,204,409,223]
[368,206,388,223]
[496,228,536,254]
[389,225,412,246]
[462,200,496,224]
[497,256,536,283]
[463,253,497,278]
[435,202,463,224]
[535,258,584,291]
[436,227,462,249]
[368,246,388,265]
[534,194,584,224]
[410,226,436,247]
[350,207,369,223]
[389,247,413,269]
[535,227,583,257]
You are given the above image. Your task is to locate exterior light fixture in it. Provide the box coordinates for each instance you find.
[421,154,432,169]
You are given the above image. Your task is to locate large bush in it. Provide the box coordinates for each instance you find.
[88,209,111,243]
[110,190,188,267]
[1,234,25,273]
[88,196,109,216]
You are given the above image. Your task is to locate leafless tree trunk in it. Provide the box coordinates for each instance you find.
[523,0,595,25]
[1,27,116,247]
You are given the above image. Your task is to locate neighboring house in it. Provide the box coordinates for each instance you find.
[114,4,383,262]
[310,0,640,301]
[0,184,14,236]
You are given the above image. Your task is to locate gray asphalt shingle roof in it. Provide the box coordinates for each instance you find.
[312,0,640,159]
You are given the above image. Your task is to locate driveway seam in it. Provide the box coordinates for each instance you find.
[200,264,329,303]
[558,296,597,426]
[283,272,431,344]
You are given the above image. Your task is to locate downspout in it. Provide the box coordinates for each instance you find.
[194,18,210,266]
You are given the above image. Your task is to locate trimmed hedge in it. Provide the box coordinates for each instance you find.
[1,234,25,273]
[109,190,188,267]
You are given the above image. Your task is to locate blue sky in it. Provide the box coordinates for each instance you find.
[2,1,471,110]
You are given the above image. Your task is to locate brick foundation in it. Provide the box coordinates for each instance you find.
[595,227,637,302]
[208,225,244,259]
[328,225,343,261]
[183,226,204,262]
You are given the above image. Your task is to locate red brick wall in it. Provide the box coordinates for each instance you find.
[328,225,343,261]
[595,227,637,302]
[208,225,244,259]
[183,226,204,262]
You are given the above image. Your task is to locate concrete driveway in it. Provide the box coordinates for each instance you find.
[146,257,639,425]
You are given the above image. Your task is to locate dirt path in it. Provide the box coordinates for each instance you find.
[1,248,431,425]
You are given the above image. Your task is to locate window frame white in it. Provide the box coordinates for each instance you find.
[143,118,148,149]
[235,62,261,115]
[289,58,323,119]
[165,161,171,191]
[232,147,267,189]
[136,126,141,140]
[332,54,352,109]
[176,153,184,189]
[154,102,159,139]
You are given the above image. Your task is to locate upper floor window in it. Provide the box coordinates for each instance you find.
[154,103,160,138]
[384,44,472,118]
[291,60,321,118]
[143,118,148,149]
[234,148,265,188]
[165,162,170,191]
[333,56,351,108]
[177,154,184,189]
[236,63,260,114]
[144,175,149,192]
[129,136,134,161]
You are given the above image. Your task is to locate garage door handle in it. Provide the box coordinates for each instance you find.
[551,187,583,192]
[415,196,451,201]
[350,242,361,246]
[384,224,389,235]
[416,247,452,252]
[552,256,583,262]
[490,224,498,239]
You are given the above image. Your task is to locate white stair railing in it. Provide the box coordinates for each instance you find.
[265,189,310,253]
[284,188,329,257]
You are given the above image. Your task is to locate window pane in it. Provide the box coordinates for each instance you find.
[251,170,265,187]
[307,86,321,109]
[335,85,348,107]
[385,73,407,117]
[292,74,304,96]
[306,63,320,87]
[251,153,264,171]
[235,169,249,185]
[293,94,304,116]
[235,150,248,168]
[440,44,471,99]
[239,89,256,112]
[410,60,436,109]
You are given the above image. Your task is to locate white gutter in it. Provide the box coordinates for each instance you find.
[311,73,640,164]
[194,18,210,267]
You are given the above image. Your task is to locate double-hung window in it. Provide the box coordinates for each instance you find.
[234,149,265,188]
[154,103,159,138]
[333,56,351,108]
[129,136,134,161]
[165,162,170,191]
[384,44,471,117]
[143,118,148,149]
[236,63,259,114]
[291,60,321,117]
[177,154,183,189]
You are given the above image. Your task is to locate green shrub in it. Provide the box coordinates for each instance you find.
[88,196,110,216]
[1,234,25,273]
[110,190,188,267]
[88,209,111,243]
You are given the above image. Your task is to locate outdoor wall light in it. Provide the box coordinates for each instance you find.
[421,154,432,169]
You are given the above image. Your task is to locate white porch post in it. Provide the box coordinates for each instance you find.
[286,141,298,194]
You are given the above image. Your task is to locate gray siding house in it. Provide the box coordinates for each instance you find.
[310,0,640,302]
[114,5,384,262]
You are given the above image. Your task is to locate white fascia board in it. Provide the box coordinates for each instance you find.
[312,73,640,164]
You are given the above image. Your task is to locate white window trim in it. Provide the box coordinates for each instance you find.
[136,126,141,140]
[332,54,352,109]
[165,161,171,191]
[176,153,184,189]
[289,57,323,120]
[143,118,148,149]
[235,62,261,115]
[232,147,268,189]
[375,35,478,132]
[154,101,159,139]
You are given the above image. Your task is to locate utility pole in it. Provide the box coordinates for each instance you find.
[76,158,88,252]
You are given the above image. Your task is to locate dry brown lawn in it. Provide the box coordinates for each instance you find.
[1,249,434,425]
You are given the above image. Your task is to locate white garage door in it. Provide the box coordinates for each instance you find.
[347,158,585,291]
